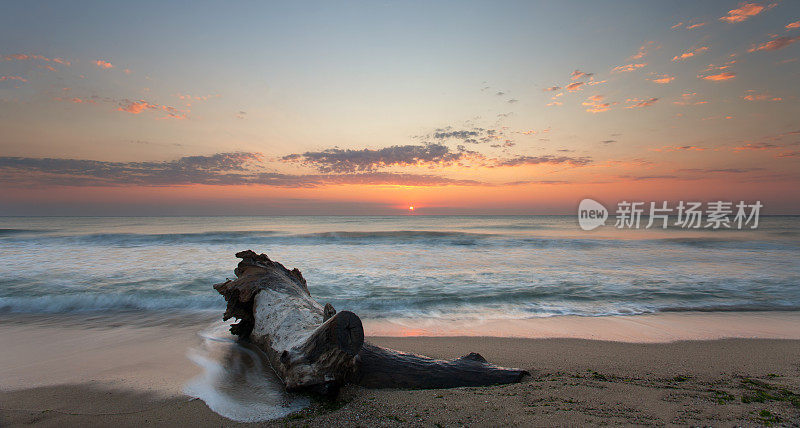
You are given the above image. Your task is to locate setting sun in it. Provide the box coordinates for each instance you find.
[408,206,415,211]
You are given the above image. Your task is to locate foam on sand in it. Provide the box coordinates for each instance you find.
[183,322,309,422]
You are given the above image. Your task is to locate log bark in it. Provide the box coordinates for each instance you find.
[214,250,528,395]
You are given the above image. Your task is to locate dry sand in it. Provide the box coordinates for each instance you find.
[1,312,799,427]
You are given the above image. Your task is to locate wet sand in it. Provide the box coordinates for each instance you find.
[2,312,799,426]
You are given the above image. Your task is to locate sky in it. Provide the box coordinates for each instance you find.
[1,0,799,215]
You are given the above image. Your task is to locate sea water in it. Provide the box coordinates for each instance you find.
[1,215,798,319]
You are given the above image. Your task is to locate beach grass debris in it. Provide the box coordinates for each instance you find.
[739,377,800,408]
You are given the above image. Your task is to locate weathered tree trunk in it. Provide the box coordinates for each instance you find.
[214,250,528,395]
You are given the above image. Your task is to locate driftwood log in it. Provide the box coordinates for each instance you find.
[214,250,528,395]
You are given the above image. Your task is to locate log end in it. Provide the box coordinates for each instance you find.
[282,310,365,394]
[331,310,364,356]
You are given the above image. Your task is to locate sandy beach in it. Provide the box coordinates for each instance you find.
[2,312,799,427]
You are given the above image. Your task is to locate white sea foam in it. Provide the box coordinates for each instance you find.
[0,215,798,318]
[182,323,309,422]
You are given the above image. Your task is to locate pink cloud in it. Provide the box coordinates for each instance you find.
[95,60,114,69]
[787,21,800,30]
[748,35,800,52]
[611,63,647,73]
[672,46,709,61]
[686,22,706,29]
[719,2,773,23]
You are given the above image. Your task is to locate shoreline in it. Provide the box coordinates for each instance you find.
[2,312,799,426]
[365,310,800,342]
[4,309,800,341]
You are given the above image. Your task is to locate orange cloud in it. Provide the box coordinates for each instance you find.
[672,46,709,61]
[699,72,736,81]
[742,91,782,101]
[73,97,94,104]
[582,95,616,113]
[175,93,218,107]
[565,81,585,92]
[117,99,187,119]
[3,53,70,66]
[734,142,779,151]
[546,93,563,106]
[788,21,800,30]
[629,41,659,60]
[648,73,675,84]
[53,96,97,105]
[611,63,647,73]
[95,60,114,69]
[673,92,709,105]
[719,2,773,23]
[748,35,800,52]
[625,97,659,108]
[118,100,151,114]
[542,86,561,92]
[5,53,32,60]
[651,145,707,152]
[672,21,706,30]
[570,70,594,81]
[702,60,736,72]
[0,75,27,82]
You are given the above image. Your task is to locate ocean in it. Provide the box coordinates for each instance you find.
[1,215,798,319]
